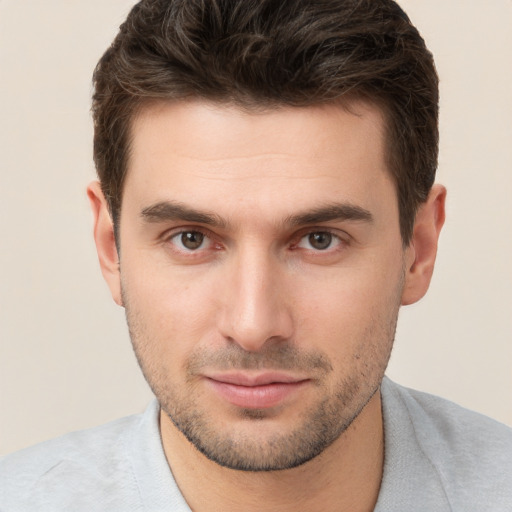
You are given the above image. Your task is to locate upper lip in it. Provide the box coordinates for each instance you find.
[205,372,309,387]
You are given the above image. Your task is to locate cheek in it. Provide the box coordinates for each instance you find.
[121,242,404,362]
[121,258,222,362]
[291,260,403,349]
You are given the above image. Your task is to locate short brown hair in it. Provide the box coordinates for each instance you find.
[92,0,438,244]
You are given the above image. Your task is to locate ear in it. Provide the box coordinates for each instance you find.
[401,184,446,306]
[87,181,123,307]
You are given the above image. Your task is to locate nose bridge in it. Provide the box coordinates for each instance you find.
[219,242,292,351]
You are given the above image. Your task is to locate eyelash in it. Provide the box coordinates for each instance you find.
[165,228,219,253]
[291,230,346,252]
[163,227,349,256]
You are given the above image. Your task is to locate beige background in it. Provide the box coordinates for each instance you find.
[1,0,511,456]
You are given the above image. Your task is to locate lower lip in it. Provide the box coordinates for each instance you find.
[206,379,308,409]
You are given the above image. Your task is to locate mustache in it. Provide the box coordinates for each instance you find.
[186,343,333,375]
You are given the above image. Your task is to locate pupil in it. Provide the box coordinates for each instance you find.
[309,232,332,250]
[182,231,204,250]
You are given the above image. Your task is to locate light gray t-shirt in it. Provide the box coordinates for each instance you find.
[1,377,511,511]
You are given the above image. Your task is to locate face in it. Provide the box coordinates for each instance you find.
[116,100,408,471]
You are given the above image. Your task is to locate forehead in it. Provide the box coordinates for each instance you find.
[123,99,396,223]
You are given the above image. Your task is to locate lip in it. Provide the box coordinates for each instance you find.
[204,372,310,409]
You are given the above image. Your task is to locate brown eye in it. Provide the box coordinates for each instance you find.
[168,230,208,252]
[307,232,333,250]
[180,231,205,250]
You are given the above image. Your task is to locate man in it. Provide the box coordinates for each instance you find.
[1,0,511,510]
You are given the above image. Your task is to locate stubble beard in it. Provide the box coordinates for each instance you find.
[160,367,382,472]
[122,267,403,472]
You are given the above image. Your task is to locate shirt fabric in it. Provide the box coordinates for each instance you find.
[1,377,511,511]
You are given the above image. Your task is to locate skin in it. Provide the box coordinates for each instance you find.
[89,100,445,511]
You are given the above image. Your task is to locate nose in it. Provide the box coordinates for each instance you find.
[217,246,294,352]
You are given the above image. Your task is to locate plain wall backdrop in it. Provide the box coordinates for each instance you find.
[1,0,511,455]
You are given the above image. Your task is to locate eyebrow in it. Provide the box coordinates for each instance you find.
[140,200,373,228]
[286,203,373,226]
[141,201,226,228]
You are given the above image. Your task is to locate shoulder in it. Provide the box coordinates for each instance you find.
[381,377,512,510]
[0,410,148,511]
[383,377,512,454]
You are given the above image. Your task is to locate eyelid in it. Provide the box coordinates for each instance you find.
[162,225,212,241]
[162,226,221,254]
[295,227,350,241]
[291,228,351,251]
[160,225,351,255]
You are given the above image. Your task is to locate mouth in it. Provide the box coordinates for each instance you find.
[204,372,310,409]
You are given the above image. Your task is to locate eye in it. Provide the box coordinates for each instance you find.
[296,231,341,251]
[169,230,210,251]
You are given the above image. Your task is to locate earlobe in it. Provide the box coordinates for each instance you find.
[401,184,446,306]
[87,181,123,307]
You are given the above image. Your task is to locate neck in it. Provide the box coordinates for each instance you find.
[160,391,384,512]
